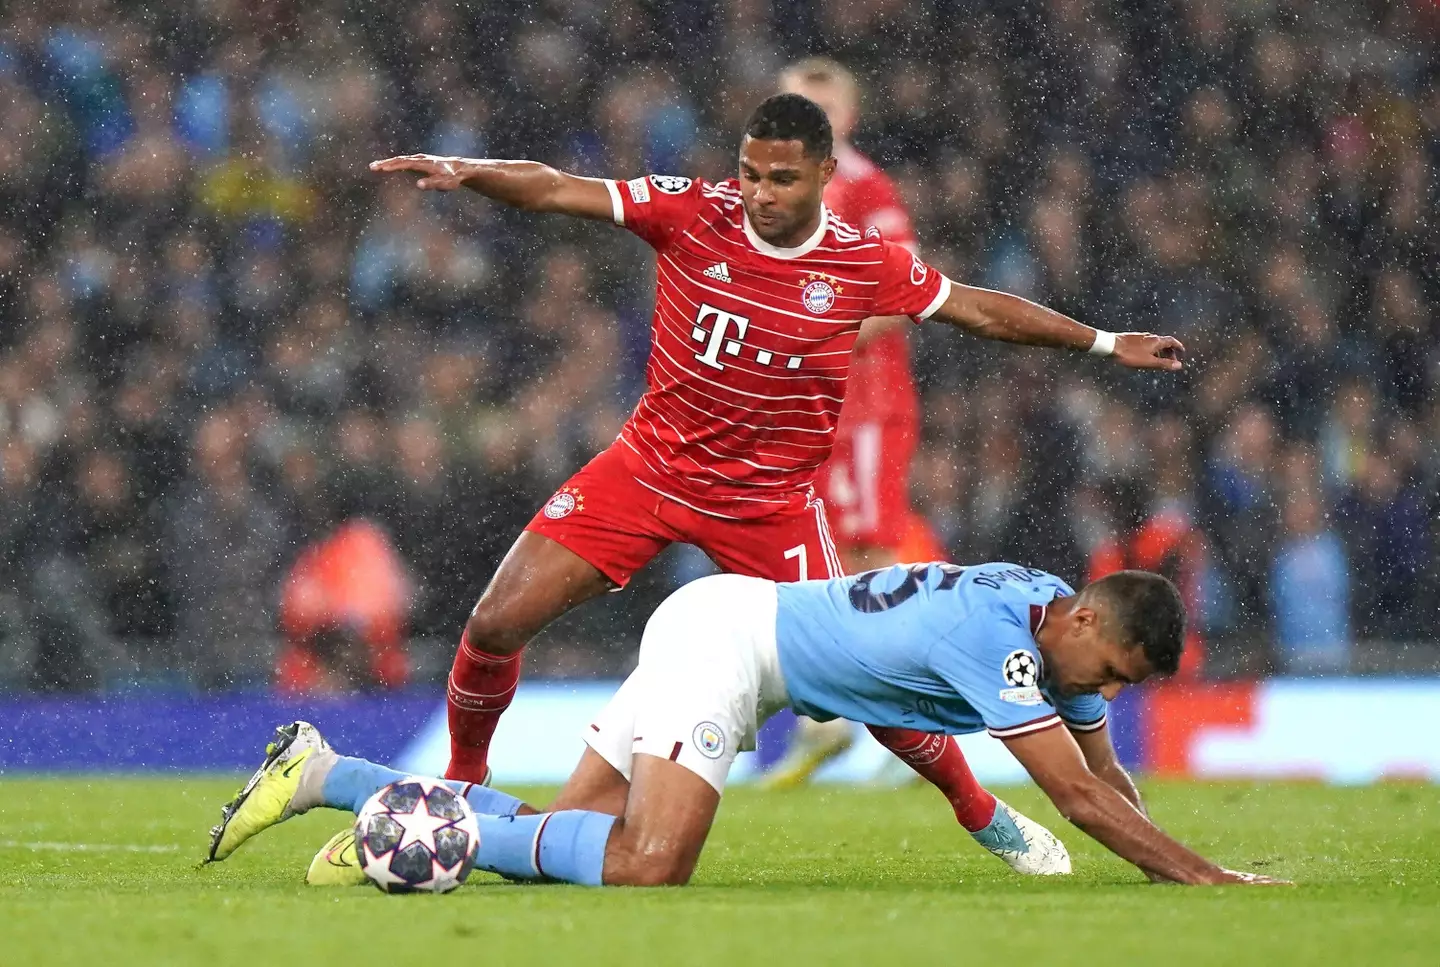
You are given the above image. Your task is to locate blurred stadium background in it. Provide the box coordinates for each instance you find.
[2,0,1439,784]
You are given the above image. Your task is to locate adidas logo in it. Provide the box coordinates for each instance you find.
[703,262,733,283]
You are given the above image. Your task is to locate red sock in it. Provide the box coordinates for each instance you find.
[868,726,998,832]
[444,629,523,782]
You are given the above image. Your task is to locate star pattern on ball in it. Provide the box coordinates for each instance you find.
[362,843,412,891]
[394,796,458,855]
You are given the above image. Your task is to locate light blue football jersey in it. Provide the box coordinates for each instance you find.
[773,562,1108,739]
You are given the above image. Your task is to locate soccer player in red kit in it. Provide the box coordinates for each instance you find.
[354,95,1183,876]
[765,59,948,786]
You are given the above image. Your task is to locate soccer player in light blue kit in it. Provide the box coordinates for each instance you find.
[208,563,1284,886]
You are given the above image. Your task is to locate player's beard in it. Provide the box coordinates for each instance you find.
[747,205,789,242]
[747,203,818,247]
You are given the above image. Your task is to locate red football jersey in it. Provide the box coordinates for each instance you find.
[824,143,920,424]
[601,173,950,519]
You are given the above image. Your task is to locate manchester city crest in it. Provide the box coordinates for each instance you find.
[692,722,725,759]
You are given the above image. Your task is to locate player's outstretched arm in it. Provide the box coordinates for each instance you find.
[369,155,617,221]
[1070,722,1146,817]
[930,282,1185,371]
[1002,725,1288,885]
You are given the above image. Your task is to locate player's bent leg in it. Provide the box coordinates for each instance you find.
[465,752,719,887]
[466,572,764,886]
[463,531,617,656]
[602,752,720,886]
[447,530,615,782]
[867,727,997,831]
[548,747,631,817]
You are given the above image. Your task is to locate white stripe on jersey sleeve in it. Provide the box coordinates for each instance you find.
[1063,713,1109,733]
[917,275,953,320]
[604,180,625,226]
[986,713,1062,739]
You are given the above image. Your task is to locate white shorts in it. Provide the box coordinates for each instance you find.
[584,574,788,793]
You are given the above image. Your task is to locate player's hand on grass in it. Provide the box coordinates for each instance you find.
[369,154,470,191]
[1113,332,1185,371]
[1216,868,1292,886]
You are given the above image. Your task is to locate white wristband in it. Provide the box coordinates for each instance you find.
[1088,329,1116,357]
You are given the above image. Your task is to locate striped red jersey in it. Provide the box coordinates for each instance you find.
[825,143,920,425]
[601,173,950,519]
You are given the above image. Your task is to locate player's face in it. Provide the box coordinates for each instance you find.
[738,136,835,246]
[1046,611,1154,700]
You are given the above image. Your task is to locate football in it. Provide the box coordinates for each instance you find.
[354,777,479,893]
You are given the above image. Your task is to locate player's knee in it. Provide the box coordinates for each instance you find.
[605,826,696,886]
[463,598,527,656]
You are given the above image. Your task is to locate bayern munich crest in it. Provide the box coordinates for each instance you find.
[693,722,725,759]
[543,487,584,520]
[802,279,836,314]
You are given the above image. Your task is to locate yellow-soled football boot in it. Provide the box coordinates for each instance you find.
[206,721,333,863]
[305,828,368,886]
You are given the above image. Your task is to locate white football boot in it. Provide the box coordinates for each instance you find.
[971,798,1072,875]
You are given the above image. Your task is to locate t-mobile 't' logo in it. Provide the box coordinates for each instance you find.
[691,303,750,370]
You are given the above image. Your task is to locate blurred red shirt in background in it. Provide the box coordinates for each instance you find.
[276,519,410,693]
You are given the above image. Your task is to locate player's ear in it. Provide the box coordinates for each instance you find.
[818,156,836,187]
[1071,606,1100,636]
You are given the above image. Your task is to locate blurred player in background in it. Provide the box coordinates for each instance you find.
[765,58,948,786]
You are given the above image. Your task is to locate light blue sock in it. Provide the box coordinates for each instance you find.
[970,801,1027,853]
[473,811,616,886]
[319,756,524,818]
[321,757,407,814]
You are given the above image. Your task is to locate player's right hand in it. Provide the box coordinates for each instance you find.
[1112,332,1186,371]
[369,154,469,191]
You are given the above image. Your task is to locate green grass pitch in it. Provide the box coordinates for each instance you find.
[1,777,1436,966]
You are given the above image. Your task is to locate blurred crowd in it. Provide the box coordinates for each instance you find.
[1,0,1436,691]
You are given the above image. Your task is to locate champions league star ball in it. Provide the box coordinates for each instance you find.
[354,778,479,893]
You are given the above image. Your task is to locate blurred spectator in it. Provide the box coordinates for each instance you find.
[1203,406,1281,646]
[277,518,410,694]
[1086,473,1208,679]
[168,411,286,689]
[1271,488,1351,675]
[0,1,1436,689]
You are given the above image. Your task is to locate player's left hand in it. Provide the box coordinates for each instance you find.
[369,154,469,191]
[1112,333,1185,371]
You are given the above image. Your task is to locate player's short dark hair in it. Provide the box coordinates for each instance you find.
[744,94,833,161]
[1089,570,1186,676]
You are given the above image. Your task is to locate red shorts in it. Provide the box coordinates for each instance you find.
[813,416,916,548]
[525,444,845,587]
